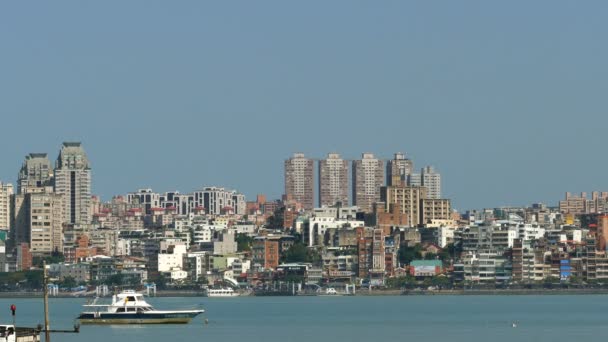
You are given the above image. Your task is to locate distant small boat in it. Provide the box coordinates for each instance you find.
[78,290,204,324]
[205,287,240,297]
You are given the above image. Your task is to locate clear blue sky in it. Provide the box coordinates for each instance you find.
[1,1,607,210]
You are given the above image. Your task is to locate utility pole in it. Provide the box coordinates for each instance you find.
[43,260,51,342]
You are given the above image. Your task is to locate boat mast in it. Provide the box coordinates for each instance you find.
[43,260,51,342]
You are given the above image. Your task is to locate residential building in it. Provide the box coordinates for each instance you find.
[352,153,384,213]
[559,192,608,214]
[386,152,413,187]
[380,185,426,226]
[319,153,349,207]
[157,242,188,272]
[252,236,280,270]
[127,189,160,215]
[284,153,314,210]
[12,191,64,255]
[17,153,53,194]
[0,182,13,231]
[421,166,441,199]
[53,142,92,226]
[192,187,246,215]
[420,199,452,224]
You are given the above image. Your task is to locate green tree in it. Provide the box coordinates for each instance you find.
[236,233,254,252]
[266,207,285,230]
[283,243,308,263]
[398,244,423,265]
[424,252,437,260]
[24,271,43,289]
[105,273,124,286]
[60,276,77,289]
[385,275,417,289]
[431,275,450,289]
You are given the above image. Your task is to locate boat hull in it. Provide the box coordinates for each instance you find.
[78,311,203,325]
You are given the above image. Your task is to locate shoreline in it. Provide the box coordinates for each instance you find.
[2,288,608,298]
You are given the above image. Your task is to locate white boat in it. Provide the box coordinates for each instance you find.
[205,287,239,297]
[78,290,204,324]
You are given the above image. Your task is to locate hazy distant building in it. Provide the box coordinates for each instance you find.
[352,153,384,213]
[0,182,13,231]
[559,192,608,214]
[409,166,441,199]
[53,142,92,226]
[284,153,314,210]
[192,187,246,215]
[319,153,349,207]
[17,153,53,194]
[127,189,160,215]
[386,152,413,187]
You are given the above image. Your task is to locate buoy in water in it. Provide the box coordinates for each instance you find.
[204,318,209,325]
[512,322,517,328]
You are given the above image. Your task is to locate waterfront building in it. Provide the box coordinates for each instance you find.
[54,142,92,226]
[252,236,280,270]
[0,182,13,231]
[284,153,314,210]
[319,153,349,207]
[386,152,413,187]
[352,153,384,213]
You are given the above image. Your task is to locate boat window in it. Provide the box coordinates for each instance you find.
[126,296,137,302]
[116,308,126,313]
[127,308,136,312]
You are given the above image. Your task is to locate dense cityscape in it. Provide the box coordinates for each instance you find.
[0,142,605,294]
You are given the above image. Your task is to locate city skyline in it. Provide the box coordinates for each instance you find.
[0,145,604,211]
[2,2,608,209]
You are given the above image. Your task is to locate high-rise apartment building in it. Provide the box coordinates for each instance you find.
[127,189,160,215]
[17,153,53,194]
[192,187,246,215]
[386,152,413,187]
[13,192,64,255]
[380,185,427,227]
[284,153,314,210]
[0,182,13,230]
[319,153,349,207]
[352,153,384,213]
[409,166,441,199]
[54,142,92,226]
[421,166,441,199]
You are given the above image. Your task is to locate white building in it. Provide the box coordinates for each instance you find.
[54,142,92,226]
[0,182,13,231]
[192,187,246,215]
[191,225,215,244]
[304,216,365,247]
[126,189,160,215]
[157,242,188,272]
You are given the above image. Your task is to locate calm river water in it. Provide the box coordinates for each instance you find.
[1,295,606,342]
